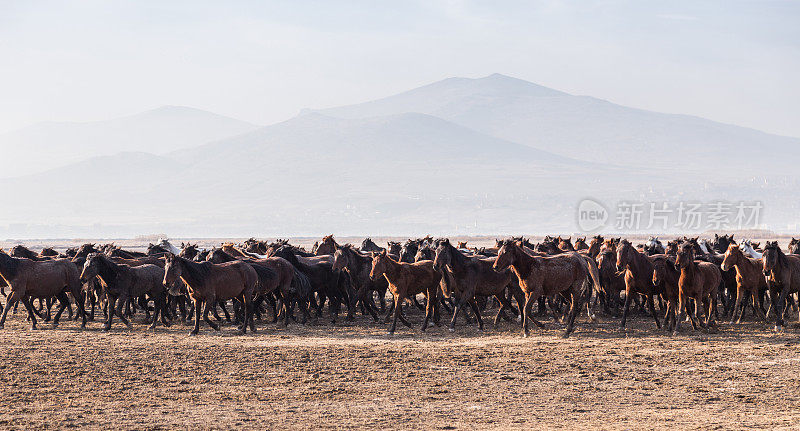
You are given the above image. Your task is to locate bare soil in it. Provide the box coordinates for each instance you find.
[0,305,799,430]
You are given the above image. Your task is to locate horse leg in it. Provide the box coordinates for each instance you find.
[115,296,133,329]
[388,293,403,334]
[204,300,220,331]
[562,291,582,338]
[730,285,745,324]
[619,286,633,329]
[190,298,202,335]
[21,296,37,330]
[646,294,661,329]
[51,291,71,327]
[421,291,435,332]
[468,297,484,331]
[449,295,464,332]
[0,290,22,329]
[673,294,686,335]
[383,300,395,324]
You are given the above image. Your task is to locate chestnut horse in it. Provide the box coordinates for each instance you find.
[433,239,523,331]
[762,241,800,330]
[721,244,767,324]
[0,250,86,329]
[493,241,595,338]
[370,250,440,334]
[163,254,256,335]
[674,242,721,334]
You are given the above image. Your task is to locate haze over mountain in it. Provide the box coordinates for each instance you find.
[0,106,258,178]
[1,74,798,238]
[318,74,800,173]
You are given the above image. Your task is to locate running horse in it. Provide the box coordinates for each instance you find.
[762,241,800,330]
[0,249,87,329]
[163,254,257,335]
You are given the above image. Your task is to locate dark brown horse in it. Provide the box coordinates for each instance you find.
[586,235,604,259]
[163,254,256,335]
[360,238,385,253]
[332,245,387,320]
[370,250,440,334]
[596,250,624,315]
[650,254,680,331]
[493,241,595,338]
[0,250,86,329]
[674,243,721,334]
[615,240,662,329]
[434,239,522,331]
[574,237,588,251]
[80,253,169,330]
[762,241,800,330]
[721,244,767,324]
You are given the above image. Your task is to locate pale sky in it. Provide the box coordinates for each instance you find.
[1,0,798,136]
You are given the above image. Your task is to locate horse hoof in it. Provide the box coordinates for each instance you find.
[448,327,455,333]
[386,330,395,336]
[775,325,784,332]
[672,331,679,337]
[102,327,110,332]
[189,331,198,336]
[523,332,529,338]
[560,331,571,339]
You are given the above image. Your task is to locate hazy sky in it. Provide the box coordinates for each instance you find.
[1,0,798,136]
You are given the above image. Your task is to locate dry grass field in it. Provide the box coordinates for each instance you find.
[1,305,799,430]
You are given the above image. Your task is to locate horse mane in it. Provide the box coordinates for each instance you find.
[170,255,212,283]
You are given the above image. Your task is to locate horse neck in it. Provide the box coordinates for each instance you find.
[508,246,534,279]
[379,257,402,281]
[447,245,469,274]
[679,259,697,285]
[96,256,123,284]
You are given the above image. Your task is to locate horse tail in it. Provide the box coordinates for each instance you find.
[250,263,277,293]
[579,254,602,299]
[439,268,453,299]
[290,267,312,298]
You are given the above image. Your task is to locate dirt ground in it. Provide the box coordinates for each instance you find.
[1,304,799,430]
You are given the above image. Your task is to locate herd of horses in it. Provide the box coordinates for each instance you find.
[1,233,800,337]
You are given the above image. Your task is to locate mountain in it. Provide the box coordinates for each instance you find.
[0,106,258,178]
[317,74,800,173]
[0,112,644,237]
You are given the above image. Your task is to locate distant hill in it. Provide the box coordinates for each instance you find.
[2,74,799,237]
[318,74,800,173]
[0,106,257,178]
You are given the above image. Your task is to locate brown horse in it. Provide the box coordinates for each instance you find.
[332,245,387,320]
[762,241,800,330]
[721,244,767,324]
[587,235,604,259]
[674,243,721,334]
[615,240,662,329]
[0,250,86,329]
[789,238,800,255]
[558,237,576,252]
[574,237,588,251]
[493,241,594,338]
[370,250,440,334]
[163,254,256,335]
[80,253,169,330]
[433,239,523,331]
[596,250,624,314]
[315,235,339,256]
